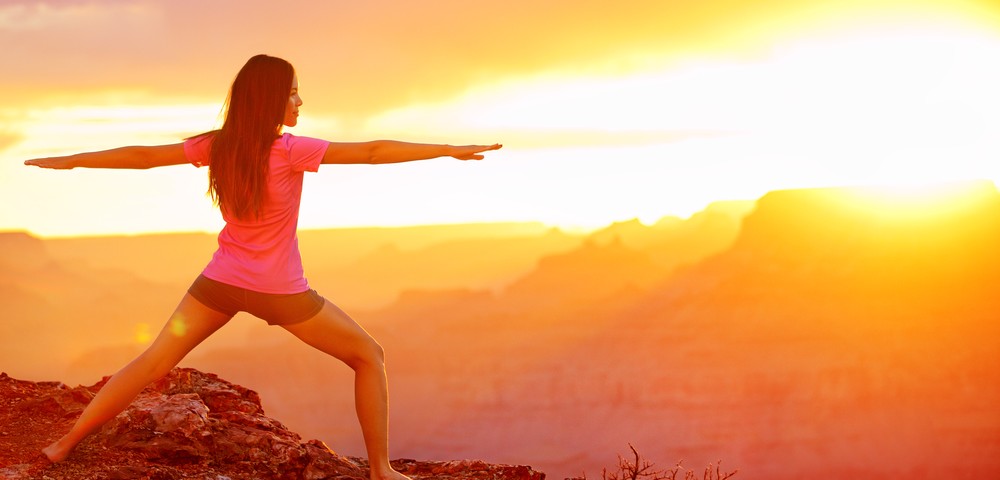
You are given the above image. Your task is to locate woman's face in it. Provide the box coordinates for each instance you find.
[283,75,302,127]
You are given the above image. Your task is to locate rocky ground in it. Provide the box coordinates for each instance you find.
[0,368,544,480]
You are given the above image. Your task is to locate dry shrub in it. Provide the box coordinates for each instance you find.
[573,443,737,480]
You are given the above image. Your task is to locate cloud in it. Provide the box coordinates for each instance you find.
[0,131,22,154]
[0,107,25,154]
[0,2,126,31]
[7,0,958,122]
[3,0,999,238]
[0,1,174,99]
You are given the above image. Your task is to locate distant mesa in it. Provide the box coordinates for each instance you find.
[0,231,51,271]
[733,181,1000,261]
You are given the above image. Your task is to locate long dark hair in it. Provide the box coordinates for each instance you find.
[207,54,294,220]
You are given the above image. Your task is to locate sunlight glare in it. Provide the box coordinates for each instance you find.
[375,23,1000,134]
[358,21,1000,232]
[1,99,224,237]
[847,181,998,222]
[19,101,219,155]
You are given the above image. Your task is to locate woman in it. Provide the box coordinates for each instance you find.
[25,54,501,480]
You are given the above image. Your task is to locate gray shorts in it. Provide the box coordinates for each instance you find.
[187,274,326,325]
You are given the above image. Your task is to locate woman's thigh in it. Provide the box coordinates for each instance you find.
[280,300,383,367]
[141,293,233,369]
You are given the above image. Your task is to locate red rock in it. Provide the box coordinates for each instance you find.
[0,368,546,480]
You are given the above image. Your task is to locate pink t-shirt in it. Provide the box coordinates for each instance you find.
[184,133,330,294]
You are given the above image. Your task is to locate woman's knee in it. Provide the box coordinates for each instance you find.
[123,349,176,383]
[347,335,385,371]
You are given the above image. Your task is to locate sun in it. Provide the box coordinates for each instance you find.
[845,180,999,222]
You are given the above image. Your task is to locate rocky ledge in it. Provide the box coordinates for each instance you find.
[0,368,544,480]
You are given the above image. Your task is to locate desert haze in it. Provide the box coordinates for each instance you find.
[2,183,998,479]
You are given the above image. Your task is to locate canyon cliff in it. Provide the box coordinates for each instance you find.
[3,183,998,479]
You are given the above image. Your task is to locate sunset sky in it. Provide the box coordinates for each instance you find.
[2,0,999,237]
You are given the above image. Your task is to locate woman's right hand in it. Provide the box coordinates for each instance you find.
[24,156,77,169]
[24,144,187,170]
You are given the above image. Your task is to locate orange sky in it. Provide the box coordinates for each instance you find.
[2,0,1000,236]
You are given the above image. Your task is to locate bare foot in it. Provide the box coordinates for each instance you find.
[41,436,73,463]
[370,468,413,480]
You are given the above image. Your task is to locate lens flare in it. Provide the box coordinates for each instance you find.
[134,322,152,345]
[169,314,189,337]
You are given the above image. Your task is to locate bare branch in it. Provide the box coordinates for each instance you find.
[595,445,736,480]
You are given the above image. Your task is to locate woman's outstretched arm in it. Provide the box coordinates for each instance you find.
[24,144,188,170]
[322,141,501,165]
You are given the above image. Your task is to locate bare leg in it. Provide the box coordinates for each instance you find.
[281,300,411,480]
[43,294,231,462]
